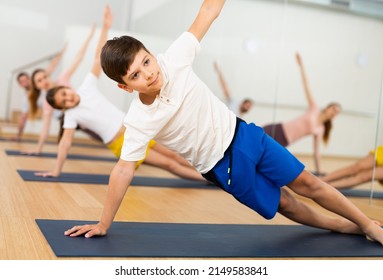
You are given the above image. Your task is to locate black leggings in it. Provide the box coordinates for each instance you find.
[263,123,289,147]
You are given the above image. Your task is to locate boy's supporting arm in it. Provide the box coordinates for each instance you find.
[64,159,137,238]
[188,0,226,42]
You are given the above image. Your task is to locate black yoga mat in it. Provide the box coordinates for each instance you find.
[17,170,215,189]
[17,170,383,197]
[339,189,383,199]
[6,150,116,162]
[35,219,383,258]
[0,136,105,149]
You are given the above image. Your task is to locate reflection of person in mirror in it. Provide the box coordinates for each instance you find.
[321,145,383,189]
[14,72,32,141]
[213,61,253,118]
[263,52,341,175]
[63,0,383,246]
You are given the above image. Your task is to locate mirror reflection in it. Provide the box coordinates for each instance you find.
[204,0,383,201]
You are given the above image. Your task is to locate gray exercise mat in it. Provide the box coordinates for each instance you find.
[339,189,383,199]
[17,170,215,188]
[17,170,383,197]
[0,136,105,149]
[35,219,383,258]
[6,149,116,162]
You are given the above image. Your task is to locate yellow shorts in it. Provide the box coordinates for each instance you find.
[106,135,157,169]
[370,145,383,167]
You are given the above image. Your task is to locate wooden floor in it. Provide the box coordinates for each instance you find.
[0,133,382,260]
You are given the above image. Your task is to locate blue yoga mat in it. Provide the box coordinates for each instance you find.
[0,136,105,149]
[17,170,383,197]
[340,189,383,199]
[17,170,215,188]
[6,150,116,162]
[35,219,383,258]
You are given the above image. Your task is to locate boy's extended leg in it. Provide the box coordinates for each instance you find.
[285,170,383,245]
[278,188,361,234]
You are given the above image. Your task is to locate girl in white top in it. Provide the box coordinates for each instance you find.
[24,24,96,155]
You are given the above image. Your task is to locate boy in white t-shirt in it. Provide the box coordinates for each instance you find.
[35,5,203,182]
[65,0,383,246]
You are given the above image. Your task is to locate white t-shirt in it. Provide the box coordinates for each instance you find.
[63,73,125,144]
[121,32,237,173]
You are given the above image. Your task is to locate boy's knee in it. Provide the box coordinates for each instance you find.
[278,188,292,212]
[287,170,328,200]
[290,170,316,189]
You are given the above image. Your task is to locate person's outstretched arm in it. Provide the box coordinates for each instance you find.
[213,61,232,102]
[15,111,28,140]
[91,5,113,78]
[313,135,321,173]
[188,0,226,42]
[20,102,53,154]
[296,52,315,109]
[34,128,76,177]
[58,24,96,82]
[45,43,67,76]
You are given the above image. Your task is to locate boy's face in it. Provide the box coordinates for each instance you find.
[118,49,163,96]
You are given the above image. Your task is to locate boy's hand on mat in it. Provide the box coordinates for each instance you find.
[34,171,59,177]
[64,223,107,238]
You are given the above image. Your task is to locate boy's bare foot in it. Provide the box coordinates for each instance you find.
[335,219,381,236]
[364,223,383,246]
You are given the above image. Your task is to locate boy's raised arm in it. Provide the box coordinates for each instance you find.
[188,0,226,42]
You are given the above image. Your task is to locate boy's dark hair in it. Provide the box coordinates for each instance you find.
[46,86,66,110]
[101,36,149,85]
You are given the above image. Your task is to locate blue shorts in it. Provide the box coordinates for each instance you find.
[203,119,305,219]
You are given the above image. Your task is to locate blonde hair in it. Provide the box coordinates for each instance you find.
[28,69,45,119]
